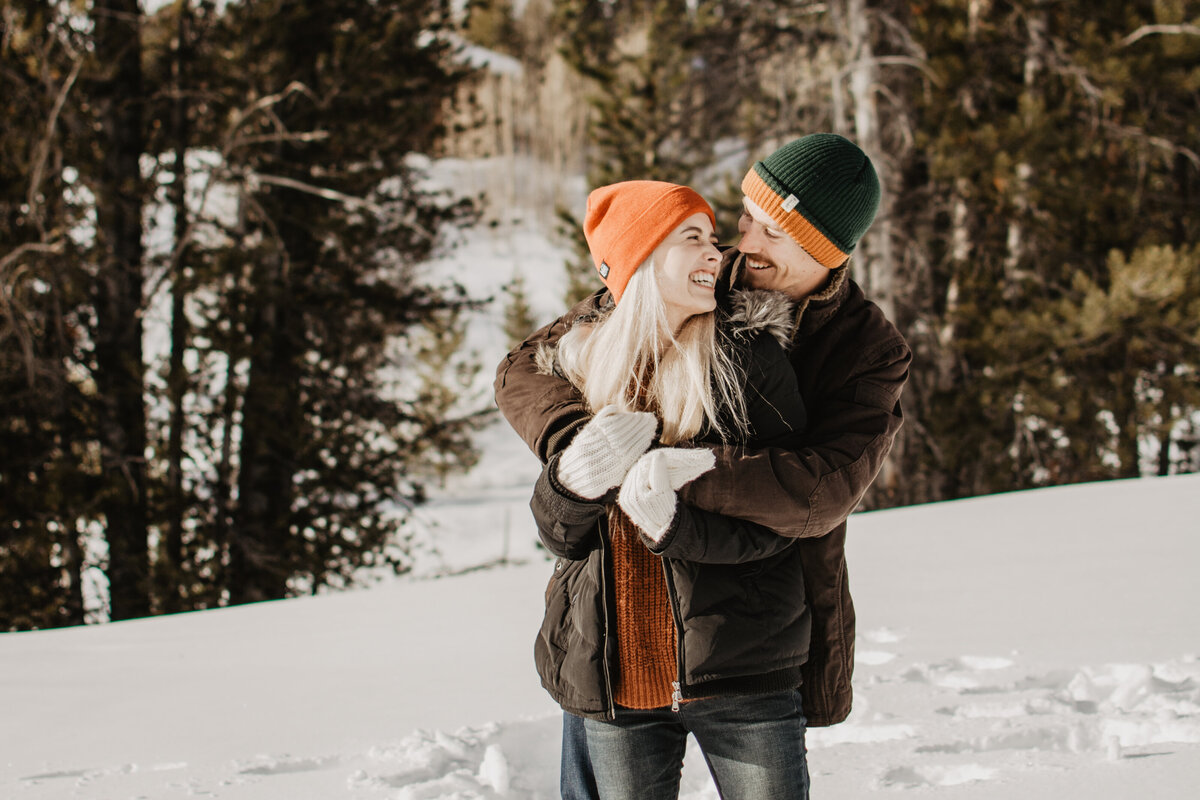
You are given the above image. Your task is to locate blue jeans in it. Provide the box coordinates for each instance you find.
[562,711,600,800]
[570,691,809,800]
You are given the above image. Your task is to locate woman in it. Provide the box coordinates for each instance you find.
[527,181,812,799]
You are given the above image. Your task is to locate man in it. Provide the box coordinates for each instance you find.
[494,133,911,797]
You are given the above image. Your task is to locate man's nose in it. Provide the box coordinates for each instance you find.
[738,225,763,253]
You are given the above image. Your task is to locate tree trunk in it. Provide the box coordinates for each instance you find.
[229,250,300,604]
[163,0,194,614]
[90,0,150,620]
[836,0,903,504]
[213,331,239,598]
[1005,11,1045,283]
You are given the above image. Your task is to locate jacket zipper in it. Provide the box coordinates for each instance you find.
[599,518,617,720]
[661,558,687,713]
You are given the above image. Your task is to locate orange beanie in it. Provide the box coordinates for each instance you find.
[583,181,715,304]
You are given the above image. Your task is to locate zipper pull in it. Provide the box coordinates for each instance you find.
[671,682,682,712]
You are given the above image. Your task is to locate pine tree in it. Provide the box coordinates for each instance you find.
[410,303,488,490]
[503,271,538,348]
[87,0,153,620]
[0,4,89,628]
[901,0,1200,496]
[551,0,792,303]
[201,0,482,603]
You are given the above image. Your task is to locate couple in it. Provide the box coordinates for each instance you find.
[494,133,911,799]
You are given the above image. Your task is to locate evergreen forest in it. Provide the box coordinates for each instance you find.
[2,0,1197,630]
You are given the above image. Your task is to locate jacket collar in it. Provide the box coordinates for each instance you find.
[792,265,848,335]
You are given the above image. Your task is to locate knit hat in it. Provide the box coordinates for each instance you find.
[741,133,881,269]
[583,180,715,303]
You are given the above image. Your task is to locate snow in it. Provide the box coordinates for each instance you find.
[5,473,1199,799]
[5,164,1200,799]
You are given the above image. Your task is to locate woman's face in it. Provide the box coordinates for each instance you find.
[651,212,721,332]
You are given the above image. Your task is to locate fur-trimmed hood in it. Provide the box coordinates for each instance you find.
[724,289,795,349]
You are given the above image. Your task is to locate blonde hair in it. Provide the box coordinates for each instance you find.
[557,259,748,444]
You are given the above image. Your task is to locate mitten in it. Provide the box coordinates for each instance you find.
[618,447,716,543]
[554,405,658,499]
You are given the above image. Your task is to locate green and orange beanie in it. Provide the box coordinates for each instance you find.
[583,180,715,304]
[741,133,881,269]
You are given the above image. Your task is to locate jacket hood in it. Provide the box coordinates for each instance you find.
[725,289,795,349]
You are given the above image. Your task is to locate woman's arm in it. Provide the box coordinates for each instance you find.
[529,454,607,560]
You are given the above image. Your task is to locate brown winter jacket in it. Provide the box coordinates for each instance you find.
[494,250,911,726]
[529,291,812,719]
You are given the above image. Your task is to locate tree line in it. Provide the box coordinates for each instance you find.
[2,0,1197,630]
[1,0,486,629]
[472,0,1199,504]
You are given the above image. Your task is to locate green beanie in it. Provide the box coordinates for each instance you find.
[741,133,881,269]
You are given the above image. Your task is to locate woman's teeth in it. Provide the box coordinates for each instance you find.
[690,272,715,287]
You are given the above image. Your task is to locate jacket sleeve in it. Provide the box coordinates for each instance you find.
[529,453,607,559]
[493,293,602,463]
[635,334,805,564]
[642,502,796,564]
[678,337,911,539]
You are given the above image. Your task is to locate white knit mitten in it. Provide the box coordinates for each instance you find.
[618,447,716,543]
[555,405,658,499]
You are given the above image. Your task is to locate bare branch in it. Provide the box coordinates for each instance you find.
[227,130,331,150]
[27,53,84,236]
[0,240,66,274]
[1121,24,1200,47]
[221,81,317,158]
[839,56,943,88]
[248,172,387,213]
[0,241,65,385]
[237,171,435,240]
[1101,121,1200,170]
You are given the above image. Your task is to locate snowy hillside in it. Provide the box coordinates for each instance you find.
[4,473,1199,799]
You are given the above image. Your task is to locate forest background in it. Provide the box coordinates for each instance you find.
[1,0,1197,631]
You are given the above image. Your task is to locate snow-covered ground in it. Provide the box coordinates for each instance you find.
[5,473,1198,799]
[4,163,1199,799]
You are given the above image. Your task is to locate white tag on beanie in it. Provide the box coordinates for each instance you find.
[782,194,799,212]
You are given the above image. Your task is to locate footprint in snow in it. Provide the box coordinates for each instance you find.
[877,763,997,789]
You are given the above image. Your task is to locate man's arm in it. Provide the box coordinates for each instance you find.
[679,337,911,539]
[643,503,797,563]
[493,292,603,463]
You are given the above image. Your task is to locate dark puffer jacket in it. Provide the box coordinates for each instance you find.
[495,250,911,726]
[529,290,812,719]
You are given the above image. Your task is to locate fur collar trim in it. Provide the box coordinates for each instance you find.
[725,289,796,349]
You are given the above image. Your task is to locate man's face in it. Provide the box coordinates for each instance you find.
[736,198,830,300]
